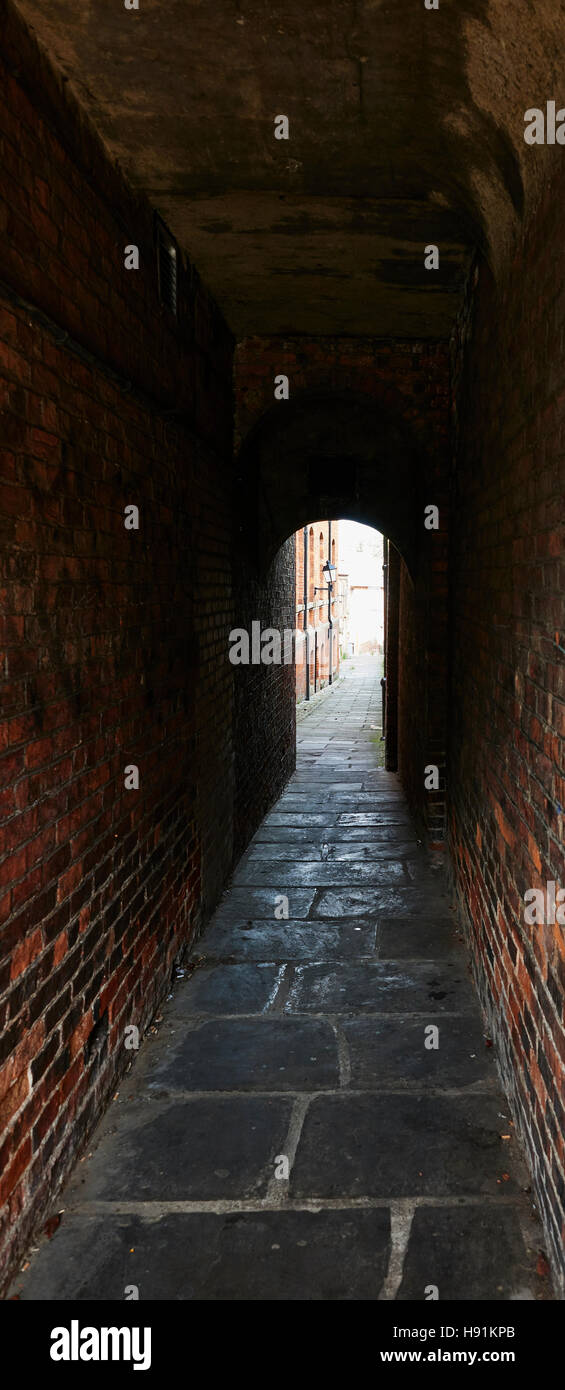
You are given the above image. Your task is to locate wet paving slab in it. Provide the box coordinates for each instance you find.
[282,960,477,1014]
[252,824,419,844]
[199,920,378,961]
[212,887,316,920]
[244,840,421,860]
[290,1092,530,1198]
[396,1206,541,1301]
[147,1017,341,1092]
[10,657,552,1302]
[263,811,412,827]
[342,1015,497,1089]
[310,887,447,917]
[72,1095,295,1201]
[13,1210,393,1301]
[235,860,410,887]
[376,915,468,960]
[167,962,283,1016]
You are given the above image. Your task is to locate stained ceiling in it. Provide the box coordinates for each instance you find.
[12,0,565,337]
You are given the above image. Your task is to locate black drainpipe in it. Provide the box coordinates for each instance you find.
[328,519,333,685]
[303,526,310,701]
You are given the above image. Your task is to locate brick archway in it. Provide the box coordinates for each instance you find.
[231,385,448,858]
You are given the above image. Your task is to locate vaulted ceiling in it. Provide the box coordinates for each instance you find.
[13,0,565,337]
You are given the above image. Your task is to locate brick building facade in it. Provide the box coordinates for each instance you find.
[294,521,340,703]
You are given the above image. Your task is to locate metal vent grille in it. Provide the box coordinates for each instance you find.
[157,230,178,315]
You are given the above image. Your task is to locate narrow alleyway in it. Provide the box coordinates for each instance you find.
[297,654,385,762]
[10,659,549,1301]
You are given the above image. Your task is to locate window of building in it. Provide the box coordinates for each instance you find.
[308,528,315,603]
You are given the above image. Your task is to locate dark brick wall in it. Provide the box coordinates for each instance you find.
[384,540,399,772]
[397,558,426,820]
[232,539,296,863]
[235,336,449,457]
[0,4,234,1287]
[398,534,450,852]
[391,543,447,850]
[449,224,565,1281]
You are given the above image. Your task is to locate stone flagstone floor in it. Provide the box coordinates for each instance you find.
[10,656,552,1300]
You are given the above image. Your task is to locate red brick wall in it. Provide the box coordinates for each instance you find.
[294,527,308,704]
[235,336,449,454]
[0,4,234,1288]
[449,227,565,1281]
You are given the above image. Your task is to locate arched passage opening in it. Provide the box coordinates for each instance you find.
[231,391,448,860]
[294,518,385,707]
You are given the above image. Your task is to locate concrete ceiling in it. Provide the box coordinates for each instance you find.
[13,0,565,339]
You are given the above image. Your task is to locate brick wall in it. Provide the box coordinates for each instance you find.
[232,540,296,862]
[0,3,234,1288]
[397,454,449,851]
[295,526,309,704]
[397,557,426,819]
[449,215,565,1281]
